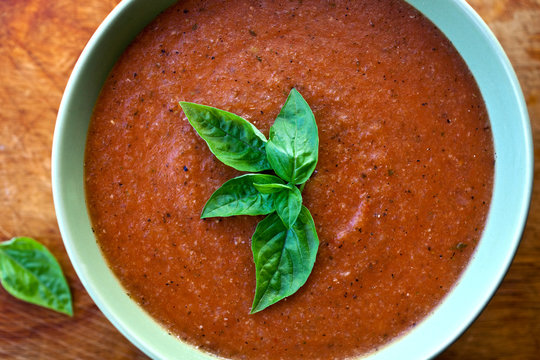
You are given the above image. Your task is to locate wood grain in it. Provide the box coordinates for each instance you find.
[0,0,145,358]
[0,0,538,359]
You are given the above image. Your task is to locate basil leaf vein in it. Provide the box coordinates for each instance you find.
[180,102,272,172]
[250,206,319,313]
[265,88,319,184]
[0,237,73,316]
[202,174,283,218]
[253,182,292,194]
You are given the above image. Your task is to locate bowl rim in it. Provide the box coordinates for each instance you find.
[52,0,534,359]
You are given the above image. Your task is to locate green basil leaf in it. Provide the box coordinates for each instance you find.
[0,237,73,316]
[265,88,319,184]
[202,174,284,218]
[253,182,292,194]
[250,206,319,313]
[180,102,271,172]
[274,186,302,228]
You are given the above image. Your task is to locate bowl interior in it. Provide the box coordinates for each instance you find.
[52,0,533,359]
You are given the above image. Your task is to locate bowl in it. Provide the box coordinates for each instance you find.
[52,0,533,359]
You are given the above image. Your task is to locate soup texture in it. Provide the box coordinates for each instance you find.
[85,0,494,359]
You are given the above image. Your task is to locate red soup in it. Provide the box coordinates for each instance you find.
[85,0,494,359]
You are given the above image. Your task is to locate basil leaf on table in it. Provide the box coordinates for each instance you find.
[0,237,73,316]
[179,102,272,172]
[253,182,292,194]
[202,174,284,218]
[274,186,302,228]
[250,206,319,313]
[265,88,319,184]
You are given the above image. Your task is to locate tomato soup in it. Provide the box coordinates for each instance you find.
[85,0,494,358]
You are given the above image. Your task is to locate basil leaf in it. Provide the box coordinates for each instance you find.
[274,186,302,228]
[202,174,283,218]
[180,102,272,172]
[250,206,319,313]
[266,89,319,184]
[253,182,292,194]
[0,237,73,316]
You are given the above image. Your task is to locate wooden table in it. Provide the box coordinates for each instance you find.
[0,0,538,358]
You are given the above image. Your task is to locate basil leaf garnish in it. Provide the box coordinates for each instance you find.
[250,206,318,313]
[274,186,302,228]
[0,237,73,316]
[179,102,272,172]
[253,182,292,194]
[202,174,283,218]
[265,88,319,184]
[183,88,320,313]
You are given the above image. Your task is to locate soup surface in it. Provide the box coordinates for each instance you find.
[85,0,494,359]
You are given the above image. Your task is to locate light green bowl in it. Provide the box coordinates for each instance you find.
[52,0,533,359]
